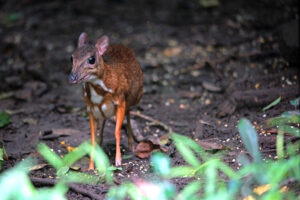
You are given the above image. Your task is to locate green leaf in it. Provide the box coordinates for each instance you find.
[290,97,299,107]
[37,182,67,200]
[107,166,122,171]
[227,180,241,197]
[177,181,201,200]
[37,143,64,169]
[171,134,201,168]
[276,130,284,159]
[168,166,195,178]
[64,171,102,184]
[150,152,171,176]
[160,181,176,199]
[281,110,300,118]
[0,158,37,200]
[237,154,250,166]
[56,166,69,177]
[266,115,300,127]
[217,161,238,179]
[0,110,10,128]
[93,144,113,183]
[0,148,4,169]
[238,119,261,163]
[204,160,217,197]
[171,133,207,160]
[278,125,300,137]
[262,96,281,112]
[62,142,89,166]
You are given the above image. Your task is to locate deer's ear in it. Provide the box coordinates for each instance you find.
[96,35,109,56]
[78,32,88,48]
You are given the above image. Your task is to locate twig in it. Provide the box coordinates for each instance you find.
[130,111,173,133]
[30,177,103,200]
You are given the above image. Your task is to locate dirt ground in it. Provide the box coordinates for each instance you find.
[0,0,299,199]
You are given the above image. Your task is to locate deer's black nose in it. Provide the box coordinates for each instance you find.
[68,73,77,84]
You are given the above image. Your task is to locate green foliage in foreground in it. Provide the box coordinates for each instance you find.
[107,130,299,200]
[107,113,300,200]
[0,142,113,200]
[0,98,299,199]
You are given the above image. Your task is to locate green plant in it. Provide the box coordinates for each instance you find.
[265,97,300,159]
[37,141,113,184]
[0,110,10,128]
[106,119,300,200]
[0,144,7,169]
[1,96,299,199]
[0,142,113,200]
[0,158,68,200]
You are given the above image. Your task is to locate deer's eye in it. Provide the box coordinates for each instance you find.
[88,56,95,64]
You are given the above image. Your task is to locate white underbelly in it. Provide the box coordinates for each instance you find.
[84,84,116,120]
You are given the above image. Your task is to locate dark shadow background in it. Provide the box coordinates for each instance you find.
[0,0,298,90]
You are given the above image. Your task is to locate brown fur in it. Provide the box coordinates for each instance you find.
[70,33,143,168]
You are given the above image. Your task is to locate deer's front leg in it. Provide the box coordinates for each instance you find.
[115,101,126,166]
[88,112,98,170]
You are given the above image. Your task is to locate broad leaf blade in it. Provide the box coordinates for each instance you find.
[150,152,171,176]
[238,119,261,163]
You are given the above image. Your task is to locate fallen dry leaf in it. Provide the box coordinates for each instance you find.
[135,141,156,158]
[135,136,168,159]
[29,163,48,171]
[197,140,224,150]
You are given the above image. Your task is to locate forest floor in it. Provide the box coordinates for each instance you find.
[0,0,299,199]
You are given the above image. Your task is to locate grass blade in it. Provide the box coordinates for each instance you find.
[62,142,90,166]
[262,96,281,112]
[38,143,64,169]
[177,181,201,200]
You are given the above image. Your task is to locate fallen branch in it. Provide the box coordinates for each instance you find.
[30,177,104,200]
[130,111,173,134]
